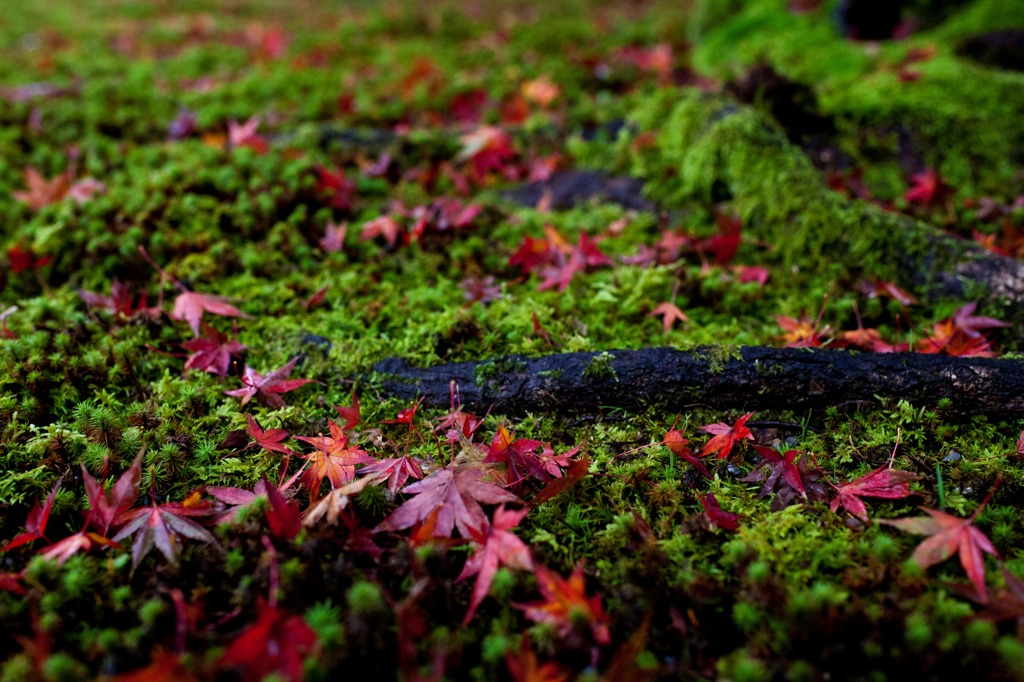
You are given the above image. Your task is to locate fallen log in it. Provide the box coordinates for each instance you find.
[374,346,1024,417]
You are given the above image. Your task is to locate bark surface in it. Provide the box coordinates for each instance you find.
[374,346,1024,417]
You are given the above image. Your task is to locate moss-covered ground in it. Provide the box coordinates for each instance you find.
[2,1,1024,679]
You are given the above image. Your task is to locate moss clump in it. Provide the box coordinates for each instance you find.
[582,351,617,382]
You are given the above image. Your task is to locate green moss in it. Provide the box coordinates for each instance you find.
[582,351,617,382]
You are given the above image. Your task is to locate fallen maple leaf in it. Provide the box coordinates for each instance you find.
[830,466,919,521]
[0,573,26,596]
[977,565,1024,624]
[506,635,570,682]
[295,420,375,496]
[741,446,829,511]
[227,116,268,154]
[520,75,560,107]
[13,167,70,209]
[112,496,216,568]
[529,454,589,508]
[881,507,1000,602]
[334,392,361,431]
[484,425,575,492]
[950,301,1010,338]
[700,493,740,531]
[171,290,246,337]
[245,415,295,456]
[3,477,62,551]
[221,600,317,682]
[12,166,106,210]
[182,325,247,377]
[663,430,711,478]
[648,302,690,332]
[36,530,120,567]
[776,313,830,347]
[458,504,534,624]
[904,168,951,209]
[224,358,316,409]
[695,211,742,265]
[517,562,611,646]
[78,279,160,320]
[360,214,403,248]
[7,243,51,275]
[264,478,301,541]
[82,453,142,536]
[376,466,520,539]
[358,455,425,498]
[315,165,356,211]
[318,221,347,253]
[700,412,755,459]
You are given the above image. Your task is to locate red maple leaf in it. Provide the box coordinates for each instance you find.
[78,279,160,319]
[171,290,245,337]
[830,466,919,521]
[695,211,742,265]
[977,565,1024,624]
[333,392,361,431]
[112,495,216,568]
[7,243,51,275]
[904,168,951,209]
[295,420,375,497]
[648,302,690,332]
[505,635,571,682]
[0,573,26,596]
[12,167,71,210]
[82,453,142,536]
[950,301,1009,338]
[836,327,908,353]
[245,415,295,457]
[700,493,740,531]
[484,426,574,492]
[662,430,711,478]
[529,454,589,508]
[741,446,829,511]
[318,221,347,253]
[3,477,62,551]
[776,313,830,347]
[264,478,301,541]
[182,325,247,377]
[458,504,534,624]
[227,116,268,154]
[315,165,356,211]
[881,507,1000,602]
[221,600,317,682]
[915,304,1007,357]
[37,530,120,567]
[517,563,611,646]
[358,455,425,497]
[699,412,754,459]
[856,279,917,307]
[535,233,613,292]
[360,214,403,248]
[376,466,520,539]
[458,126,519,183]
[224,358,316,409]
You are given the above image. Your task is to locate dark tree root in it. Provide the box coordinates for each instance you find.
[374,346,1024,417]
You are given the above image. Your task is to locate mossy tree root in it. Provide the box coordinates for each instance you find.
[629,92,1024,324]
[374,346,1024,417]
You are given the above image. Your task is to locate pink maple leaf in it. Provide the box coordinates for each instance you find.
[224,358,316,409]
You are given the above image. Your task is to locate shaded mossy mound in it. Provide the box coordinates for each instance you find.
[611,89,1024,323]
